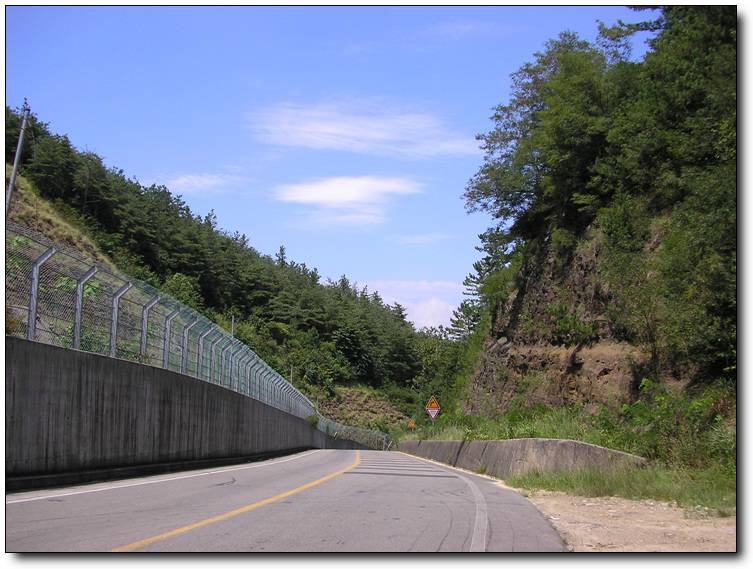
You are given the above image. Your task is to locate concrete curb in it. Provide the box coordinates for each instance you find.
[397,439,646,479]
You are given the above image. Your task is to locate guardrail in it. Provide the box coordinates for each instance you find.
[5,221,392,450]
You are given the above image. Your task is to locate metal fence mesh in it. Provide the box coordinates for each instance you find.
[5,222,392,449]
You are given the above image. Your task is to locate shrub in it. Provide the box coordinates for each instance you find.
[546,304,599,346]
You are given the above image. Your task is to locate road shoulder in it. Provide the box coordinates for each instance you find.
[519,488,736,552]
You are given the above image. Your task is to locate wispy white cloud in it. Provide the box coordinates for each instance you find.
[247,98,478,159]
[163,173,249,197]
[273,175,423,226]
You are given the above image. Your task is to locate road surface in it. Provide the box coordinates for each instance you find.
[5,449,566,552]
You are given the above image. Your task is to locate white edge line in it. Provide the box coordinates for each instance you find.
[397,452,488,552]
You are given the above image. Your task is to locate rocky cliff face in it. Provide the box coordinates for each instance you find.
[465,226,648,416]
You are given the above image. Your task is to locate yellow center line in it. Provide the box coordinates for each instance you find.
[111,450,361,552]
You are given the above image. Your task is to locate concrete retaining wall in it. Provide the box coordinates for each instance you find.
[5,337,367,488]
[398,439,645,479]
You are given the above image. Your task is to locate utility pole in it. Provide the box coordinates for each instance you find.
[6,102,30,221]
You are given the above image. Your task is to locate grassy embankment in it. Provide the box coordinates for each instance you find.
[396,388,736,516]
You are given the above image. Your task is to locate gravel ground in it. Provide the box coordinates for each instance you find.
[521,488,736,552]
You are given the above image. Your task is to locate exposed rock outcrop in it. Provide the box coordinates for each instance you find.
[465,227,648,415]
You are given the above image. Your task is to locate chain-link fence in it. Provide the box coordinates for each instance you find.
[5,222,392,450]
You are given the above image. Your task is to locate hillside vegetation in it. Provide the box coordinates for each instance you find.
[6,6,735,496]
[447,6,736,480]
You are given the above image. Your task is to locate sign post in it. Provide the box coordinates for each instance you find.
[426,396,440,438]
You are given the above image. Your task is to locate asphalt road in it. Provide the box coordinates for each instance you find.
[5,449,566,552]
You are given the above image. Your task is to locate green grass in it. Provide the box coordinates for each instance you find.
[6,166,115,267]
[400,404,601,443]
[506,463,736,517]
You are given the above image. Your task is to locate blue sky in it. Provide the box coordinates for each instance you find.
[5,4,657,329]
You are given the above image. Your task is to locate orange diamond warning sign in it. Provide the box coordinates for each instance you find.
[426,396,440,421]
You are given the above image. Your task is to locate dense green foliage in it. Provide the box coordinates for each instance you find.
[459,6,736,388]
